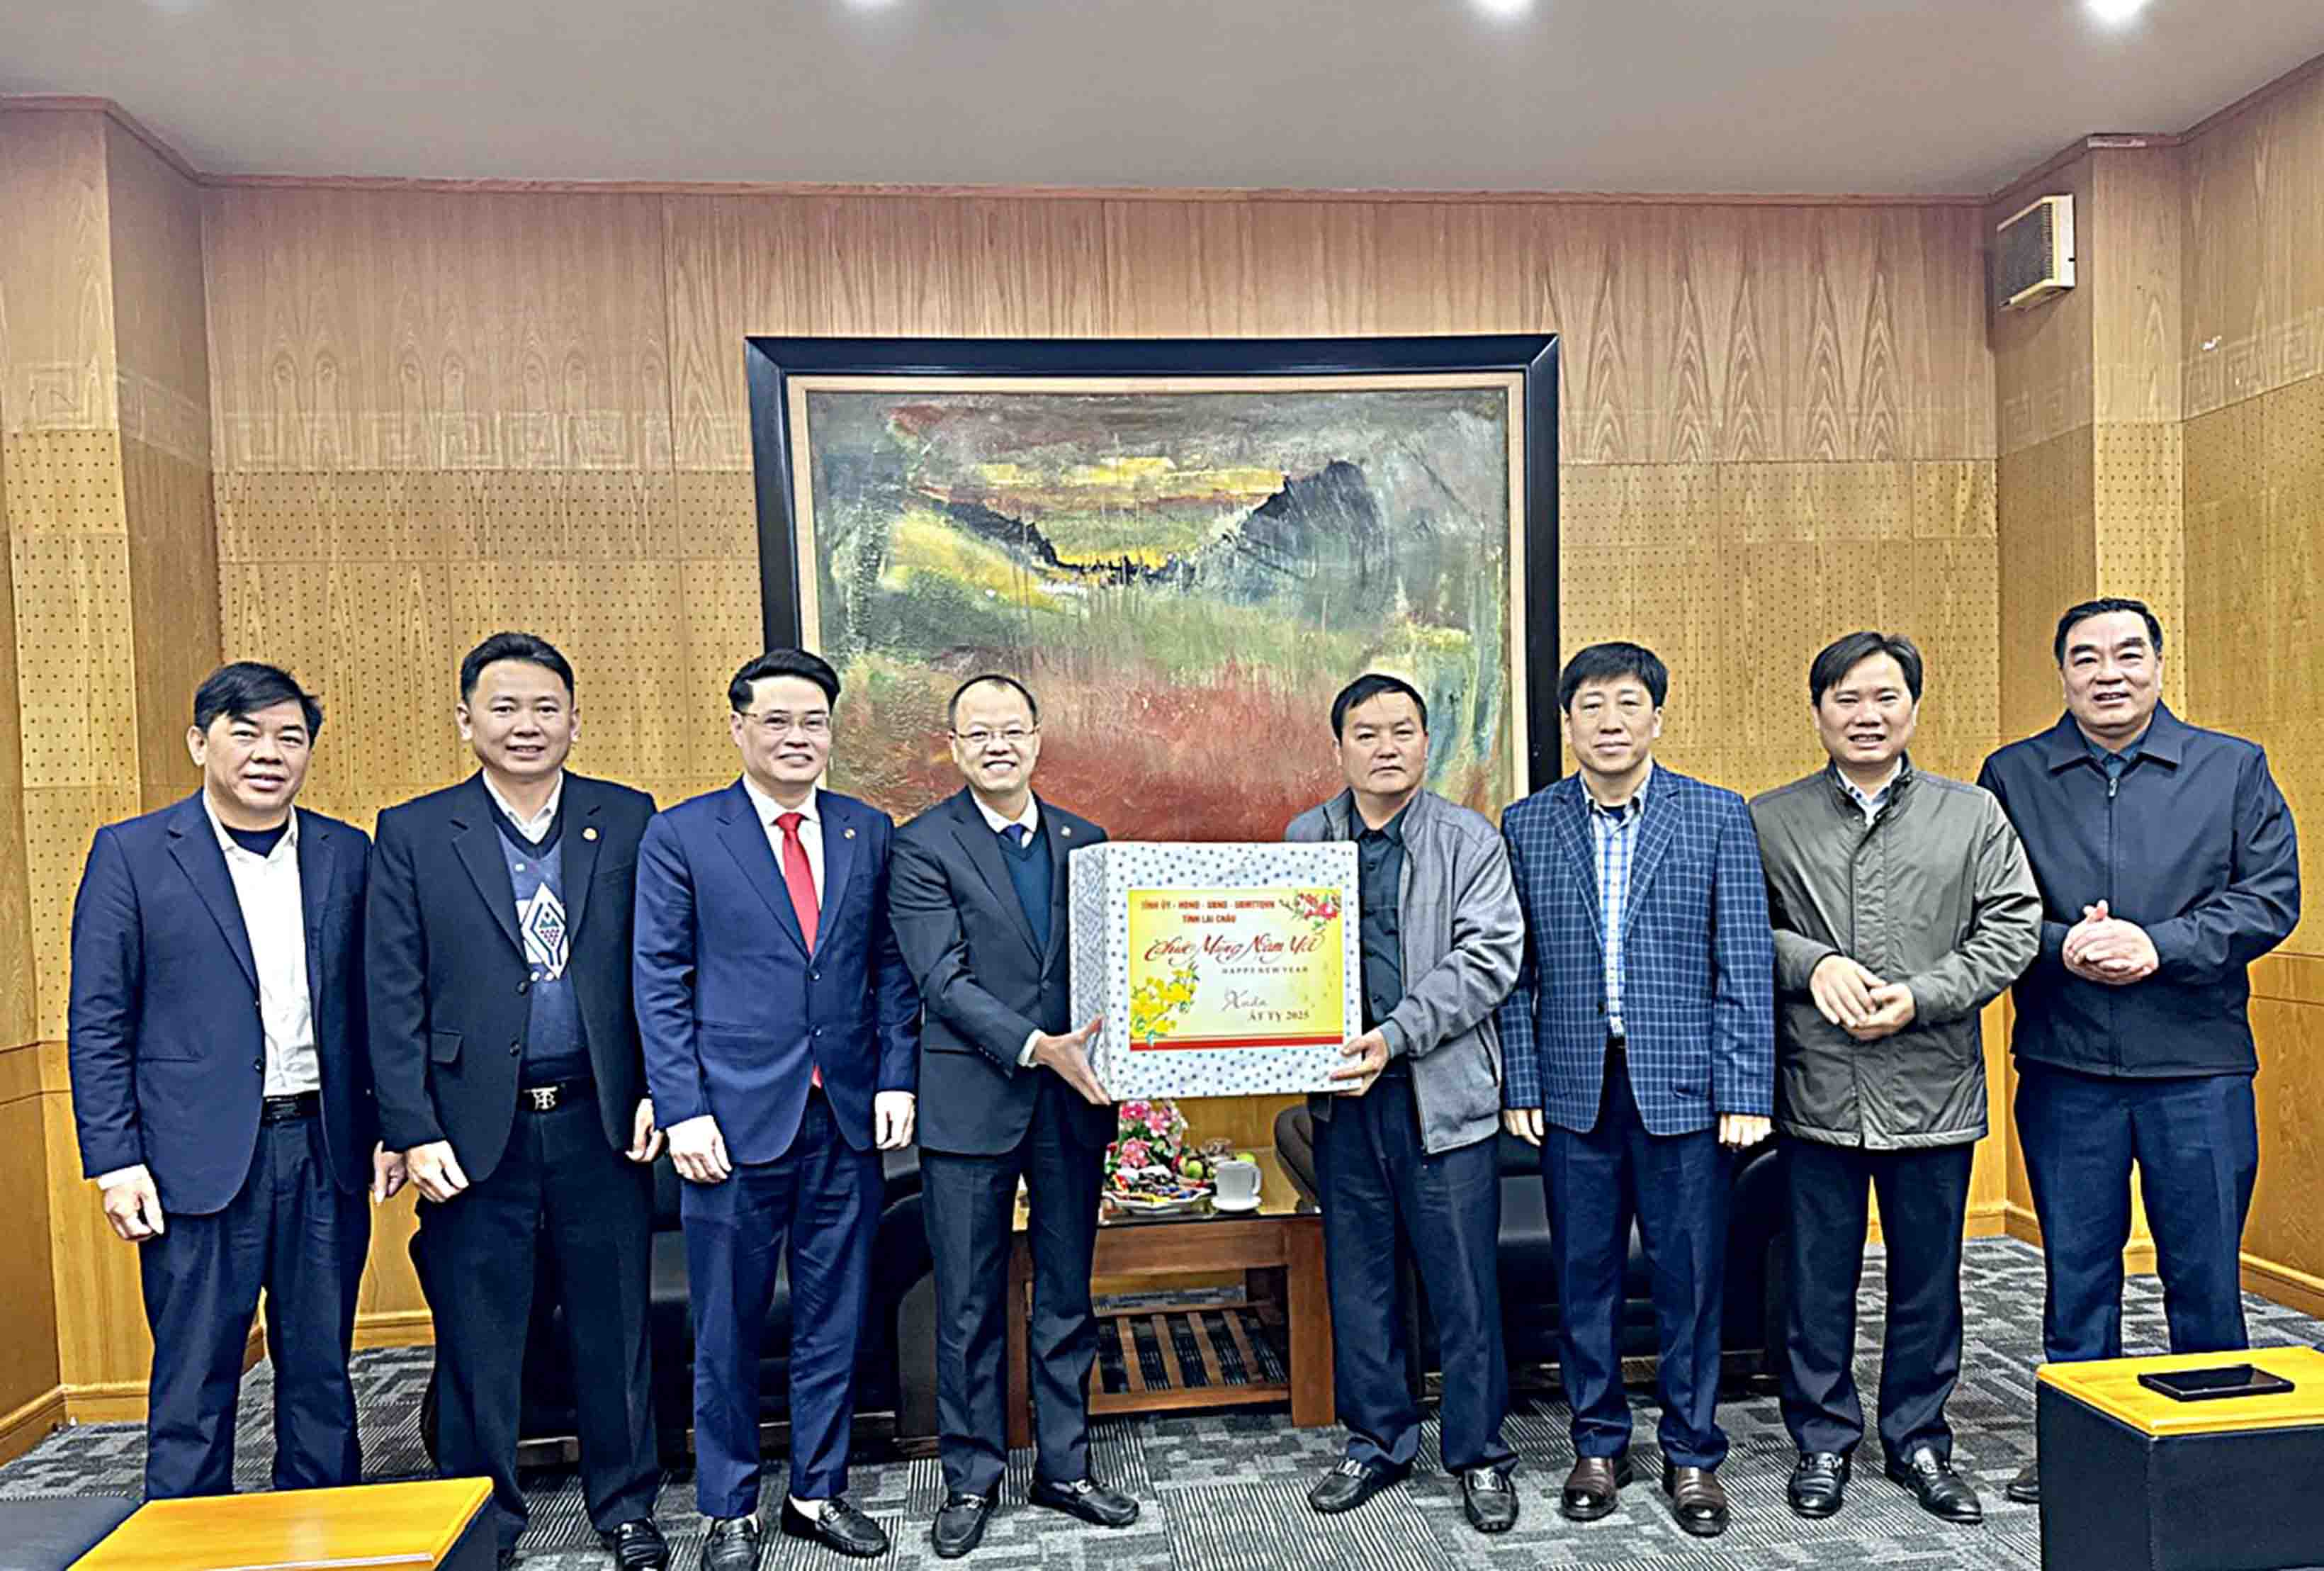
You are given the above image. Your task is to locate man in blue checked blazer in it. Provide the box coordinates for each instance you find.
[1496,642,1776,1541]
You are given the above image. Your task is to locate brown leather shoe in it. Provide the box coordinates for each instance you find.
[1560,1453,1635,1521]
[1662,1463,1730,1538]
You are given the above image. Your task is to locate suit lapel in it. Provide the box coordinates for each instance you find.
[166,796,259,990]
[1620,775,1682,938]
[815,789,857,958]
[1548,786,1603,941]
[949,791,1042,964]
[1039,799,1073,976]
[716,780,808,957]
[451,778,524,957]
[296,809,337,1023]
[561,783,601,940]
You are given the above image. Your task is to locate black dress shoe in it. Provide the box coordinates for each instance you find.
[2007,1458,2039,1504]
[1029,1476,1141,1528]
[1560,1453,1635,1521]
[1788,1451,1851,1518]
[931,1492,995,1559]
[1662,1463,1730,1538]
[701,1514,762,1571]
[600,1519,670,1570]
[780,1497,890,1559]
[497,1553,518,1571]
[1307,1457,1412,1514]
[1461,1468,1518,1533]
[1886,1446,1983,1524]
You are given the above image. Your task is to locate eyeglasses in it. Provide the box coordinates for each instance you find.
[743,712,830,737]
[953,726,1037,748]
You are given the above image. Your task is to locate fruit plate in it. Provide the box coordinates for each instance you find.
[1102,1186,1214,1218]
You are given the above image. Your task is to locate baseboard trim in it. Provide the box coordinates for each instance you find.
[62,1380,152,1425]
[0,1387,67,1465]
[352,1309,436,1350]
[2239,1251,2324,1319]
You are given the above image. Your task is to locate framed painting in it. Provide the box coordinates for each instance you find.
[745,335,1558,839]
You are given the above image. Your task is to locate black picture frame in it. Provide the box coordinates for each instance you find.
[745,334,1561,793]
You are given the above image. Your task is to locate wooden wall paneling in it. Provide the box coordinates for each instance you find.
[40,1082,152,1401]
[0,1058,61,1458]
[121,438,220,811]
[1990,154,2097,457]
[2088,147,2185,428]
[0,448,40,1052]
[660,196,816,473]
[0,109,116,437]
[101,121,210,467]
[2182,67,2324,420]
[1907,205,2000,463]
[1246,201,1382,340]
[2247,995,2324,1312]
[1100,199,1260,339]
[1995,427,2095,745]
[2091,420,2187,712]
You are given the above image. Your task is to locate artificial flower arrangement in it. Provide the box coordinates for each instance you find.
[1102,1097,1216,1211]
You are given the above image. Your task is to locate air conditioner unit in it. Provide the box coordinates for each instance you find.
[1995,194,2075,312]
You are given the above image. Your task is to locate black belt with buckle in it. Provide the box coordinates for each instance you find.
[261,1091,320,1124]
[518,1079,593,1113]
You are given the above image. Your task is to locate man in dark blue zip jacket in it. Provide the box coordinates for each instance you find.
[1977,597,2299,1505]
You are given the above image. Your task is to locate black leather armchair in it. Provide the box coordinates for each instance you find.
[1273,1107,1788,1388]
[427,1147,939,1464]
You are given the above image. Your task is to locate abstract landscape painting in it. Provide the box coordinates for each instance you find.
[780,371,1531,840]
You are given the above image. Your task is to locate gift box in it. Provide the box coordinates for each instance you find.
[1068,840,1360,1100]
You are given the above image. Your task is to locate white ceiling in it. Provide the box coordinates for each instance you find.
[7,0,2322,195]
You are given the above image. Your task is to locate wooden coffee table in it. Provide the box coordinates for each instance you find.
[72,1478,495,1570]
[1005,1147,1333,1448]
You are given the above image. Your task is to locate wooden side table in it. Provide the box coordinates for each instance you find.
[1005,1147,1333,1449]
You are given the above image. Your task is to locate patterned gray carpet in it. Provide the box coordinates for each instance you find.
[6,1238,2320,1570]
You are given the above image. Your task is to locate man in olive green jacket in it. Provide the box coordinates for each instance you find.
[1750,633,2038,1528]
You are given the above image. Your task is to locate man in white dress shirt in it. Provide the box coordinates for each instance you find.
[69,663,401,1498]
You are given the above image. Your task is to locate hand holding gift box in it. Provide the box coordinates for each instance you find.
[1070,841,1361,1102]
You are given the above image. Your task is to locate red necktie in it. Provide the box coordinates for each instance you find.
[777,811,821,1086]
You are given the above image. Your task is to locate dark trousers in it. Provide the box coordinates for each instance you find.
[920,1074,1105,1497]
[413,1100,658,1550]
[2016,1063,2259,1363]
[1314,1072,1513,1475]
[138,1113,370,1499]
[1542,1055,1732,1468]
[1780,1137,1974,1460]
[682,1088,880,1516]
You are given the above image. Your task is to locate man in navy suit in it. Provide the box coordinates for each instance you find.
[368,634,668,1570]
[633,650,919,1566]
[69,662,400,1499]
[1496,643,1776,1539]
[889,675,1139,1559]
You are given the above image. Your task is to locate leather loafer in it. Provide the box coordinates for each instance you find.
[1662,1463,1730,1538]
[1461,1468,1518,1533]
[600,1519,670,1570]
[1887,1446,1983,1524]
[1028,1475,1141,1528]
[1560,1453,1634,1522]
[780,1497,889,1559]
[1788,1451,1851,1518]
[931,1492,995,1559]
[1307,1457,1412,1514]
[2007,1459,2039,1504]
[701,1515,762,1571]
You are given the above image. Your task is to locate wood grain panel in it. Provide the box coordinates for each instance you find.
[0,1083,60,1438]
[203,188,674,472]
[2089,147,2184,428]
[2247,999,2324,1305]
[122,438,220,810]
[102,120,210,467]
[0,442,38,1051]
[2182,64,2324,420]
[2091,421,2186,713]
[41,1086,152,1389]
[0,108,115,436]
[1990,153,2096,458]
[1995,427,2094,745]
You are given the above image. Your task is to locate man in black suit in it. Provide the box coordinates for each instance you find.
[367,633,669,1570]
[69,662,398,1499]
[889,675,1140,1559]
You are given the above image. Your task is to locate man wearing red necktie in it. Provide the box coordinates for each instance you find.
[633,650,920,1565]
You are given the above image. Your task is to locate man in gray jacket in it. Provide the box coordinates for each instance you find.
[1751,632,2039,1526]
[1286,673,1525,1534]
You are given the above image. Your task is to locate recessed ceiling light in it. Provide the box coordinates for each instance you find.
[2086,0,2150,24]
[1473,0,1534,18]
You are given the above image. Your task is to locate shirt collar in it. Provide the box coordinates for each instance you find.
[482,770,564,840]
[741,774,818,828]
[971,792,1040,838]
[1355,798,1413,843]
[2085,728,2147,767]
[1584,760,1652,823]
[1840,758,1903,806]
[203,789,299,862]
